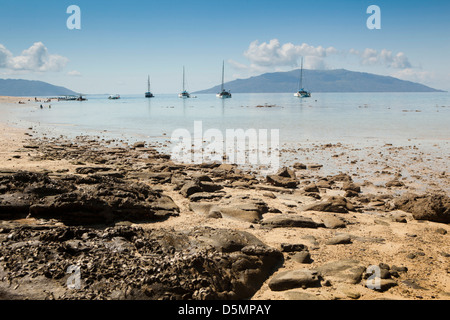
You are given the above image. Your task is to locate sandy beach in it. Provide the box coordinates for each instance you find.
[0,96,449,301]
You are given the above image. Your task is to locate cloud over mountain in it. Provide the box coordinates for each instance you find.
[230,39,414,79]
[243,39,338,68]
[350,48,412,69]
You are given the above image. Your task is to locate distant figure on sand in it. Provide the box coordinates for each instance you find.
[40,105,43,109]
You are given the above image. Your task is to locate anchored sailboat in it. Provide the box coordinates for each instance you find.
[178,66,191,98]
[145,75,154,98]
[294,57,311,98]
[216,60,232,99]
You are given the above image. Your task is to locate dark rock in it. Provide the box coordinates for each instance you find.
[393,193,450,223]
[0,225,283,300]
[292,251,313,264]
[132,141,146,148]
[345,190,359,198]
[142,172,173,183]
[266,168,298,189]
[293,163,307,170]
[75,167,113,174]
[280,243,308,252]
[329,173,353,183]
[315,180,332,189]
[373,279,398,292]
[0,171,179,225]
[199,181,223,193]
[302,183,319,193]
[386,180,404,187]
[342,182,361,193]
[391,265,408,273]
[180,181,203,198]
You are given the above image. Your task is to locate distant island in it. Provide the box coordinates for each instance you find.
[0,79,77,97]
[195,69,445,94]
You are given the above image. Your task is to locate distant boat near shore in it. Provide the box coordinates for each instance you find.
[178,66,191,99]
[145,75,154,98]
[216,60,232,99]
[58,95,87,101]
[108,94,120,100]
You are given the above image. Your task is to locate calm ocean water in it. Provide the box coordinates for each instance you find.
[6,92,449,147]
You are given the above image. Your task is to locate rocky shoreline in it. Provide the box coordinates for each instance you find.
[0,132,449,300]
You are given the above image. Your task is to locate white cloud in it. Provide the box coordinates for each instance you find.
[351,48,411,69]
[391,68,435,84]
[0,42,69,72]
[67,70,82,76]
[243,39,338,68]
[227,59,267,75]
[303,56,328,70]
[0,44,13,68]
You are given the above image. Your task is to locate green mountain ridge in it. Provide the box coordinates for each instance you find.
[195,69,445,94]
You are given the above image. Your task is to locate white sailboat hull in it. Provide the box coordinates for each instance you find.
[294,92,311,98]
[216,93,232,99]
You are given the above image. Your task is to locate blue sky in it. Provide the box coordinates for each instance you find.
[0,0,449,93]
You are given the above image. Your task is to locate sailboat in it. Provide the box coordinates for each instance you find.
[294,57,311,98]
[216,60,232,99]
[145,75,154,98]
[178,66,191,98]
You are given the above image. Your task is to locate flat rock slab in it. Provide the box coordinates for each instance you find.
[325,234,352,245]
[321,215,347,229]
[284,291,324,300]
[261,215,324,229]
[304,196,355,213]
[268,269,321,291]
[189,198,268,223]
[316,259,366,284]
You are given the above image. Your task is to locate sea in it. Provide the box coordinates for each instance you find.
[2,92,449,177]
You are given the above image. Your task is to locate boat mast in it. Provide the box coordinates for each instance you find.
[148,75,150,92]
[182,66,185,92]
[221,61,225,92]
[300,57,303,90]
